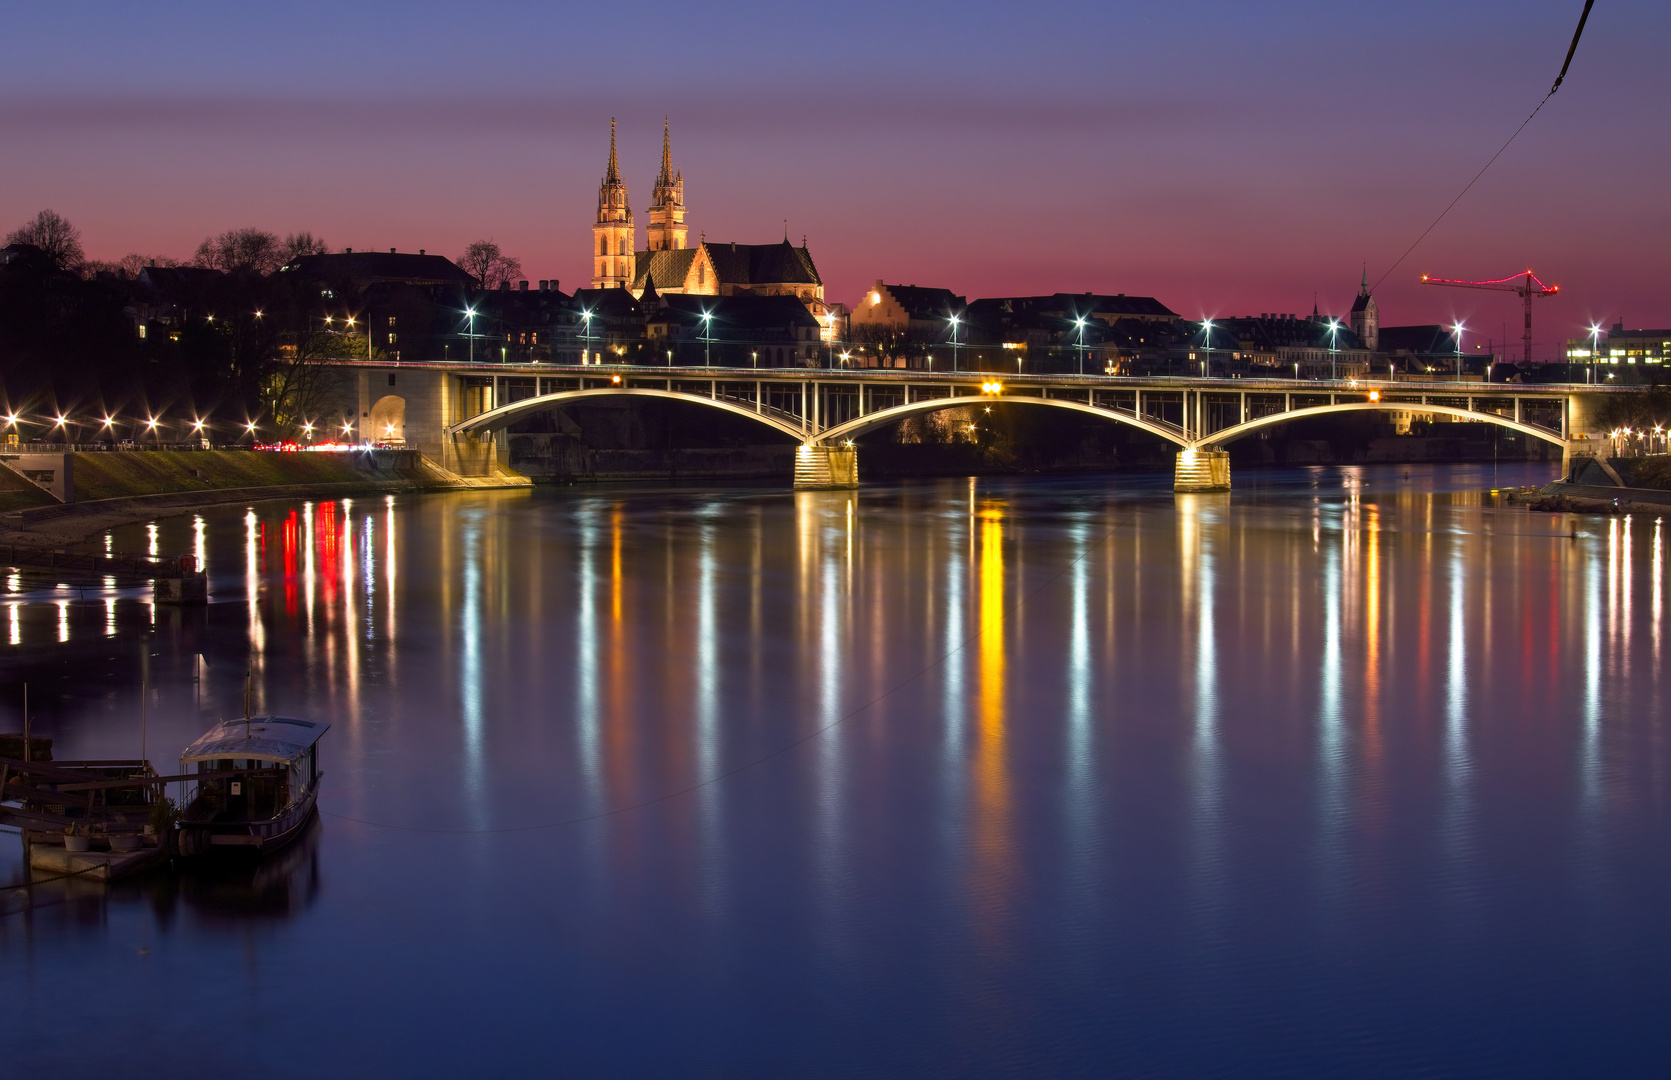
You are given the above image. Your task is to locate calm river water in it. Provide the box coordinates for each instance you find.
[4,463,1670,1077]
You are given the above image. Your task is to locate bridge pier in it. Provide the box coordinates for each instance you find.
[1174,448,1230,492]
[794,444,858,489]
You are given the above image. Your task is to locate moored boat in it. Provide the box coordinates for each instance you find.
[177,716,329,857]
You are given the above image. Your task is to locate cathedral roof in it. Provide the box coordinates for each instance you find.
[631,248,699,293]
[1350,292,1375,314]
[702,240,822,288]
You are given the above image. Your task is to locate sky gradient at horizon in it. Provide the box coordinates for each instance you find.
[2,0,1665,352]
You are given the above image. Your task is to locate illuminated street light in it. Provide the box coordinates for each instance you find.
[700,310,713,366]
[1452,321,1465,381]
[465,307,477,364]
[948,313,961,372]
[1327,318,1340,381]
[1590,323,1604,384]
[1202,319,1215,379]
[1075,316,1088,376]
[580,309,593,364]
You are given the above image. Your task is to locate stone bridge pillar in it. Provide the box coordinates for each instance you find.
[1174,448,1230,492]
[795,445,858,489]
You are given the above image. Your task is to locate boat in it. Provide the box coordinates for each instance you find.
[176,715,329,858]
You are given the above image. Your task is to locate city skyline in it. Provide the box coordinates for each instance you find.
[1,1,1664,349]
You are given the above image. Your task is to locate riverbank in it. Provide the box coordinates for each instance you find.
[0,449,527,548]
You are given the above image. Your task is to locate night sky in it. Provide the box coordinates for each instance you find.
[2,1,1664,349]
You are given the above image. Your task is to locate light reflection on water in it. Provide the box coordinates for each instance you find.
[5,463,1671,1075]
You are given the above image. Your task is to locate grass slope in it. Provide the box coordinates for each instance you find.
[68,451,382,502]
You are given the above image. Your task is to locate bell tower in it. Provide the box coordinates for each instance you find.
[1350,264,1379,351]
[591,119,634,289]
[646,117,686,253]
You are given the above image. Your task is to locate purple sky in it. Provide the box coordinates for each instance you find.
[2,1,1665,353]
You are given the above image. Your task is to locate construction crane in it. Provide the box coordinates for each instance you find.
[1420,270,1559,365]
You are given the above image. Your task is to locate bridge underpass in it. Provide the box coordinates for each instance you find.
[350,362,1628,491]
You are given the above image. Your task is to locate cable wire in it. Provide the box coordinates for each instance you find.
[1370,0,1596,295]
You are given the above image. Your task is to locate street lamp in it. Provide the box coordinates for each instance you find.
[1201,319,1214,378]
[1590,323,1603,384]
[580,309,593,364]
[700,310,713,367]
[948,313,961,372]
[1327,318,1340,381]
[465,307,477,365]
[1452,321,1465,381]
[1075,316,1088,375]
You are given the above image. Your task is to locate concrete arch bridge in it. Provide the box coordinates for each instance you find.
[390,365,1625,491]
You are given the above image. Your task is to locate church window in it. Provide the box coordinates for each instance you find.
[698,264,705,285]
[598,236,605,256]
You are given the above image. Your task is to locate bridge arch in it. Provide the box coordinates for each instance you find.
[445,386,807,442]
[815,394,1189,448]
[1200,401,1565,449]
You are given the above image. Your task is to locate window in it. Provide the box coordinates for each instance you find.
[387,316,396,327]
[599,236,606,256]
[388,333,397,344]
[387,373,396,386]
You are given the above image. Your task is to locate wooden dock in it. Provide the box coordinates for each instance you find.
[2,752,178,883]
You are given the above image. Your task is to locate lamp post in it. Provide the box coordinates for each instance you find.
[1590,323,1603,384]
[948,314,961,372]
[1452,321,1465,382]
[581,309,593,364]
[1328,318,1340,381]
[1075,316,1088,376]
[1201,319,1213,378]
[700,311,713,367]
[465,307,477,365]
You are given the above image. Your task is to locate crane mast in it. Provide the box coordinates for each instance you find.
[1419,270,1559,366]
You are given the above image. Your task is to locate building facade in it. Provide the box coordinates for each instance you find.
[591,119,635,290]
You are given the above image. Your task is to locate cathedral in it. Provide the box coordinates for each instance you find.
[589,119,826,313]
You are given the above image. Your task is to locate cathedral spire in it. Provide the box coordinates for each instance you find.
[1360,263,1369,296]
[592,118,634,289]
[657,116,673,187]
[646,116,687,253]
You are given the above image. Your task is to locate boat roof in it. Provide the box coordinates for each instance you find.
[181,716,330,765]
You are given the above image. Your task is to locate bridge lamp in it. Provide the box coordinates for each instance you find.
[146,417,158,430]
[1451,321,1465,381]
[254,310,262,319]
[1368,390,1380,402]
[345,316,356,328]
[611,374,623,386]
[53,415,65,427]
[246,421,257,433]
[192,419,205,431]
[342,421,353,435]
[102,416,113,427]
[948,314,962,372]
[324,316,333,326]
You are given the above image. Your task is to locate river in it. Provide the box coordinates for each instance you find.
[4,462,1669,1076]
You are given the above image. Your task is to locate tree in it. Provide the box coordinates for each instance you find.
[261,330,358,439]
[194,228,283,274]
[5,209,84,270]
[458,239,523,290]
[280,231,329,264]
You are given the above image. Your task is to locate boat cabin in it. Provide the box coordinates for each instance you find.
[180,717,329,826]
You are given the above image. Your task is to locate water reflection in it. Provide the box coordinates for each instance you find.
[8,465,1671,1076]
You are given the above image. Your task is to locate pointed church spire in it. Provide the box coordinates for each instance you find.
[1360,263,1369,296]
[658,116,673,187]
[646,115,686,253]
[605,117,620,184]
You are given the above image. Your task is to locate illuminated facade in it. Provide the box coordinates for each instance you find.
[591,119,635,290]
[644,118,686,254]
[1567,321,1669,365]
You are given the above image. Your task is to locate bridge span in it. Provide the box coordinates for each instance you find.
[329,360,1637,491]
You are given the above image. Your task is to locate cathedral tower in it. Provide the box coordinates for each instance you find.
[591,119,635,289]
[645,117,687,253]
